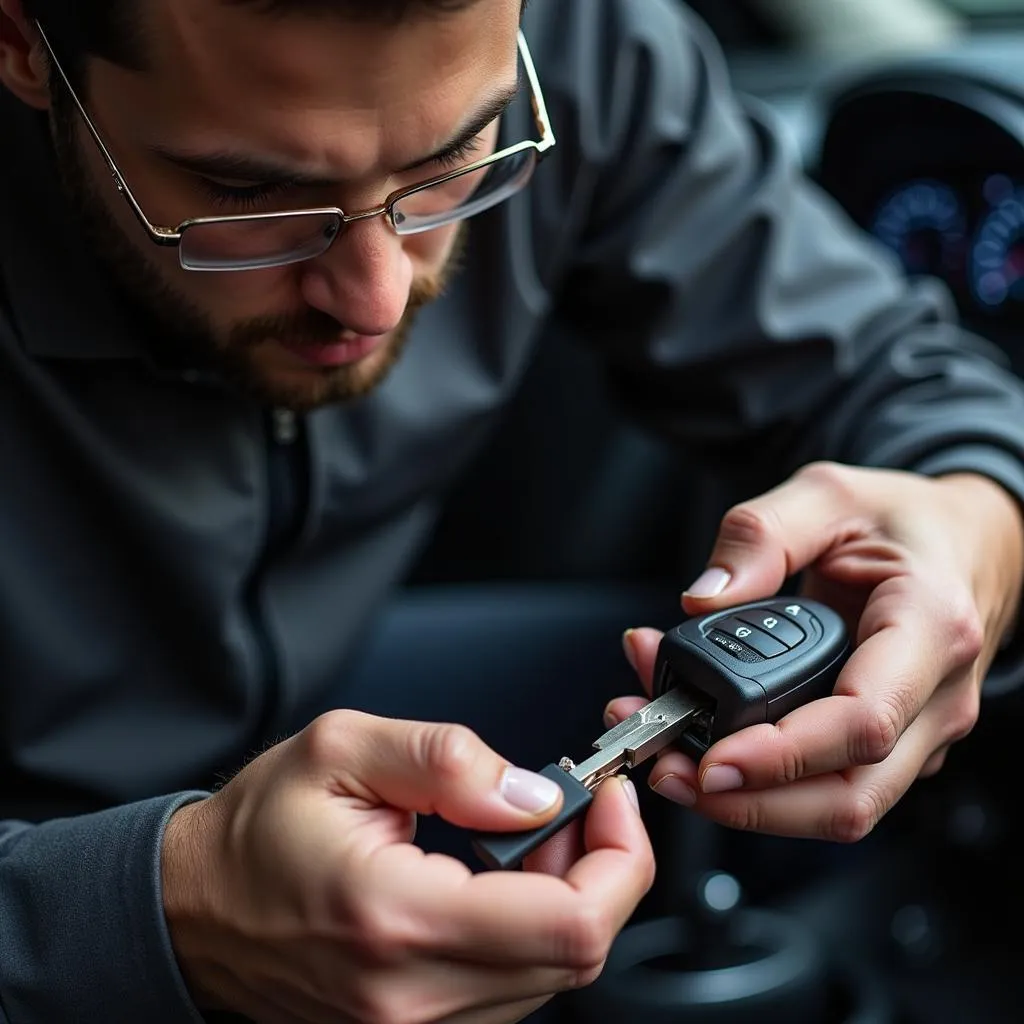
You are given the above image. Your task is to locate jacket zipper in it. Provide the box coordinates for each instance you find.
[245,407,308,744]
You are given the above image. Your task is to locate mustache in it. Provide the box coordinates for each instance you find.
[229,307,348,350]
[227,274,448,351]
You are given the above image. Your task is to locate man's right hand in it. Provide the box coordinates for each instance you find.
[160,710,654,1024]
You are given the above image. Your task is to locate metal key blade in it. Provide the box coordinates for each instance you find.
[472,689,708,870]
[568,687,707,790]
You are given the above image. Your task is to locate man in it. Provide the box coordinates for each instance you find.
[2,0,1023,1021]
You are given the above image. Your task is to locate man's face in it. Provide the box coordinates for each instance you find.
[49,0,521,409]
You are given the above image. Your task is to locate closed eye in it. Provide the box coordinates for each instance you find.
[195,133,487,211]
[198,178,297,211]
[431,134,484,171]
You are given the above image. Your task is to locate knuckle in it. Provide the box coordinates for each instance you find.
[348,991,417,1024]
[630,849,657,903]
[558,905,614,974]
[795,461,859,502]
[945,688,981,746]
[414,723,479,780]
[719,502,783,549]
[569,960,608,991]
[342,980,393,1024]
[303,708,363,765]
[945,596,984,668]
[851,696,905,765]
[716,801,768,835]
[774,733,806,785]
[350,903,414,969]
[826,789,887,844]
[919,750,948,779]
[342,948,442,1024]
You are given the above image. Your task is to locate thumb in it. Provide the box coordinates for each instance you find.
[316,711,564,832]
[682,465,855,615]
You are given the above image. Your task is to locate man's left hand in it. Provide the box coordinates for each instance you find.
[607,462,1024,841]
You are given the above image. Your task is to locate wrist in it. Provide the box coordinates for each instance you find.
[161,798,230,1012]
[935,472,1024,640]
[934,472,1024,550]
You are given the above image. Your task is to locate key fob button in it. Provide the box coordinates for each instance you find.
[715,617,788,658]
[737,611,805,649]
[708,630,765,663]
[775,602,817,632]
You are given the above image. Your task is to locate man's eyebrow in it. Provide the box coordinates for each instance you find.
[150,147,339,187]
[395,76,522,173]
[150,77,523,186]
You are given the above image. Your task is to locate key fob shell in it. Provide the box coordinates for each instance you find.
[653,597,849,759]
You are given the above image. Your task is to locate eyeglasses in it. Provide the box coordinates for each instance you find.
[35,21,556,272]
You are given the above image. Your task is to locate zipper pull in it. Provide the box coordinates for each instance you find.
[271,408,299,445]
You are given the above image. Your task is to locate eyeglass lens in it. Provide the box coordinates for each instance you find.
[392,148,536,234]
[179,148,537,271]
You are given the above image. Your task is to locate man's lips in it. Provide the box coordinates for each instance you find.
[277,333,387,368]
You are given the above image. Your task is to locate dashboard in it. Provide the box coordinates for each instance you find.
[815,62,1024,352]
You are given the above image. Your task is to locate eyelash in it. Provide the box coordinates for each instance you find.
[433,134,484,170]
[198,133,486,209]
[199,179,295,211]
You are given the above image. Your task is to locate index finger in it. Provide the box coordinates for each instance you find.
[697,582,961,791]
[386,777,655,967]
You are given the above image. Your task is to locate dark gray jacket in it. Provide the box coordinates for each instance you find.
[4,1,1024,1020]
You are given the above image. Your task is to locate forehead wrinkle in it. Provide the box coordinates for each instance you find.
[133,0,516,180]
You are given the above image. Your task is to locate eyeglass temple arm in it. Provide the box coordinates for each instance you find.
[33,21,182,246]
[517,30,555,152]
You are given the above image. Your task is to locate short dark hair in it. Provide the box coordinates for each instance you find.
[26,0,488,89]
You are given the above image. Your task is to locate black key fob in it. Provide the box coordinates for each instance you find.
[471,597,850,871]
[653,597,849,760]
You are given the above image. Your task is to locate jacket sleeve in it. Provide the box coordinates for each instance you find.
[0,794,208,1023]
[536,0,1024,481]
[528,0,1024,687]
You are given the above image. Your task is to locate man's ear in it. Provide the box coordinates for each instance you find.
[0,0,52,110]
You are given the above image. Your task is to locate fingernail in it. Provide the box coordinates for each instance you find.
[500,766,562,814]
[621,629,639,671]
[701,764,744,794]
[652,774,697,808]
[603,704,619,730]
[685,568,731,599]
[620,777,641,815]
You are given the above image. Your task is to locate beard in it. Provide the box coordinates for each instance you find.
[47,84,464,411]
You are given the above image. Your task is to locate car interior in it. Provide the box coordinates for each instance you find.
[409,2,1024,1021]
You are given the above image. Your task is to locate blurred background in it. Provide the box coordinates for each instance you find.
[410,1,1024,1021]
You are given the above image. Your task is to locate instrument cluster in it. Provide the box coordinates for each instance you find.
[870,172,1024,313]
[817,76,1024,332]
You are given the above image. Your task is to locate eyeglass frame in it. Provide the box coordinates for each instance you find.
[34,20,556,271]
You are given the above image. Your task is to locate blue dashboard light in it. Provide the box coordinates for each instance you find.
[970,191,1024,310]
[983,174,1015,208]
[870,180,967,279]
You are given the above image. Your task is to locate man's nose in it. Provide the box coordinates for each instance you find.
[299,216,413,336]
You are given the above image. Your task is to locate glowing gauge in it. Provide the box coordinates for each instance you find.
[970,191,1024,310]
[869,180,967,278]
